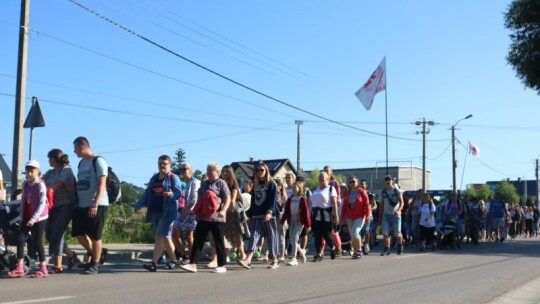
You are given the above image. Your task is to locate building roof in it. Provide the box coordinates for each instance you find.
[231,158,297,179]
[0,154,11,184]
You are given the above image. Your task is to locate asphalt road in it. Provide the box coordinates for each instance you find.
[1,237,539,304]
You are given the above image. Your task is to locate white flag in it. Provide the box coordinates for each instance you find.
[468,141,479,157]
[355,57,386,111]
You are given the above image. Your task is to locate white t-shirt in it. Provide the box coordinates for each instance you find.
[419,202,436,228]
[311,185,337,209]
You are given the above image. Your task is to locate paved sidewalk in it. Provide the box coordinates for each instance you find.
[55,243,154,263]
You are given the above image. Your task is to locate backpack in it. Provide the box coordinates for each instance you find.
[79,156,122,204]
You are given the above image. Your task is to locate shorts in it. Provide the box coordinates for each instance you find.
[347,218,365,241]
[300,226,308,237]
[381,213,402,237]
[151,212,174,238]
[72,206,108,241]
[173,209,197,231]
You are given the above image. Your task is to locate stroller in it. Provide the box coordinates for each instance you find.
[0,202,32,274]
[440,217,458,250]
[339,224,353,256]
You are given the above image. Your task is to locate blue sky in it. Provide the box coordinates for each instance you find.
[1,0,539,191]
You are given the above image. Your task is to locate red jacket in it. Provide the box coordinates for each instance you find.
[280,196,311,228]
[341,188,370,220]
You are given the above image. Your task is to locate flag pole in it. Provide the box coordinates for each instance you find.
[385,57,388,176]
[459,143,469,192]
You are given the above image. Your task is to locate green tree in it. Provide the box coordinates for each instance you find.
[504,0,540,93]
[171,148,186,175]
[494,180,520,205]
[476,184,492,202]
[118,182,144,205]
[193,169,203,180]
[303,169,321,191]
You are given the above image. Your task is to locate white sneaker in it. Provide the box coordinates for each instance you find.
[180,264,197,273]
[287,259,298,266]
[214,267,227,273]
[300,249,307,263]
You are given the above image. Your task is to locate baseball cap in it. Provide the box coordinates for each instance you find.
[25,160,40,170]
[384,175,393,181]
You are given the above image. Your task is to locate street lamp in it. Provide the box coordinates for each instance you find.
[451,114,473,192]
[415,118,435,192]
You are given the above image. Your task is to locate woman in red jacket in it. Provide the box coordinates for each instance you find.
[341,176,370,259]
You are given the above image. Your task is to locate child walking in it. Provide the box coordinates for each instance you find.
[280,182,311,265]
[9,160,49,278]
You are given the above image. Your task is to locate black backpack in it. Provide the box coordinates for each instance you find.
[79,156,122,204]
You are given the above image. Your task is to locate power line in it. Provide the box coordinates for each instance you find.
[137,0,309,78]
[67,0,417,141]
[0,73,287,125]
[30,28,297,119]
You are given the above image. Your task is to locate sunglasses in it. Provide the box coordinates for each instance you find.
[348,181,356,184]
[256,169,265,173]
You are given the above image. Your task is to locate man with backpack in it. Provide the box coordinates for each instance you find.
[379,175,404,256]
[72,136,109,275]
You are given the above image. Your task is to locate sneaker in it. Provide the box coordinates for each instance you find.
[268,262,279,270]
[214,266,227,273]
[312,255,323,262]
[78,261,91,269]
[237,259,251,270]
[99,248,108,265]
[300,249,307,263]
[179,264,197,273]
[143,262,157,272]
[381,247,390,256]
[84,265,100,275]
[278,256,286,263]
[397,244,404,255]
[286,259,298,266]
[330,248,337,260]
[165,261,178,270]
[206,261,218,269]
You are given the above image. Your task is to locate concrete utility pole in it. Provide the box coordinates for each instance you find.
[535,158,540,208]
[12,0,30,192]
[295,120,303,173]
[451,114,472,193]
[415,118,435,192]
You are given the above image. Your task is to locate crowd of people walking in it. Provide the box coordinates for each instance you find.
[1,140,539,277]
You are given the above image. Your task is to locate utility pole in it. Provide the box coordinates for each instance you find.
[295,120,303,173]
[535,158,540,208]
[451,114,473,193]
[415,118,435,192]
[12,0,30,192]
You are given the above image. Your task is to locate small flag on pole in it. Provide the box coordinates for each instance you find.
[355,56,386,111]
[468,141,479,157]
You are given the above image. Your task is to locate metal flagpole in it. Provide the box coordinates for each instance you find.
[459,142,469,192]
[385,59,388,176]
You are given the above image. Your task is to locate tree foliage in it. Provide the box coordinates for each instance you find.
[504,0,540,93]
[171,148,186,175]
[494,180,520,205]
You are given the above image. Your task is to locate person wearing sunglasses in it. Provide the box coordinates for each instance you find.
[237,161,280,270]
